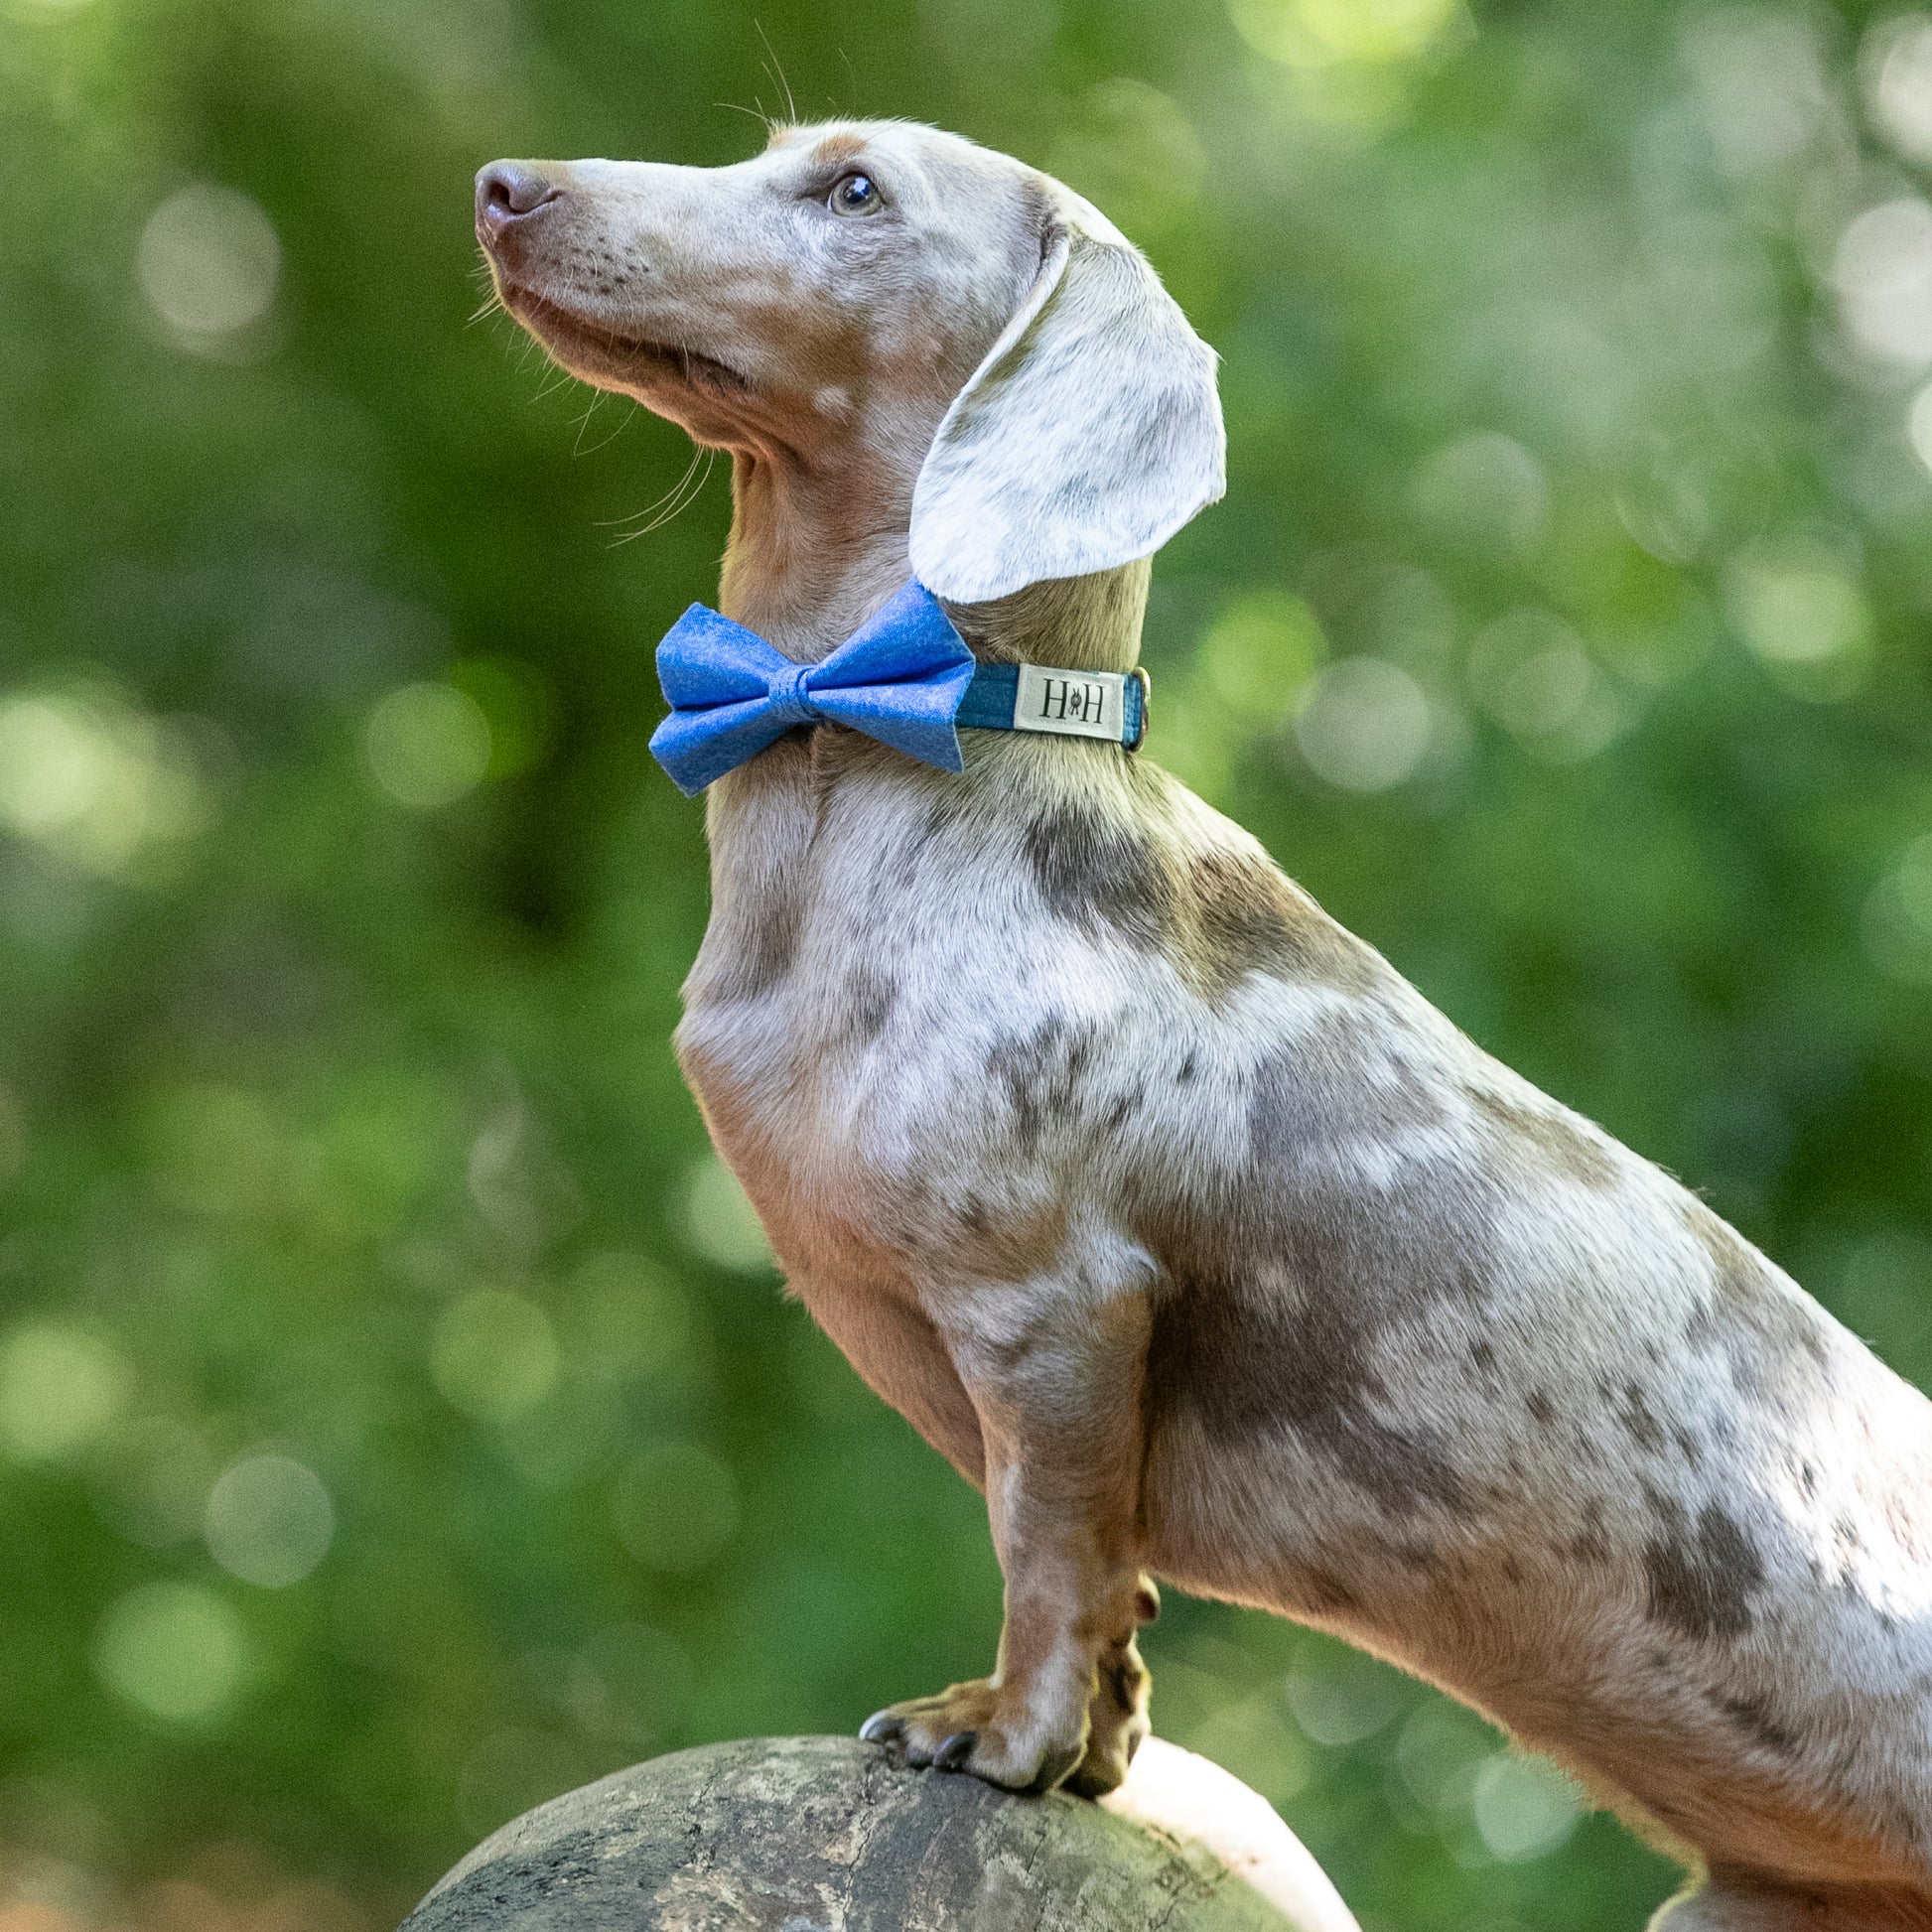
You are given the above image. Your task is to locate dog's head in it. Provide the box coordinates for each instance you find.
[476,120,1223,602]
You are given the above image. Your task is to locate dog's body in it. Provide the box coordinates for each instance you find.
[478,120,1932,1929]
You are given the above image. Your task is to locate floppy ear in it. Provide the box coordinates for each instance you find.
[907,200,1226,605]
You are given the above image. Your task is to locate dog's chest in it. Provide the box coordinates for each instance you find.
[675,762,1138,1273]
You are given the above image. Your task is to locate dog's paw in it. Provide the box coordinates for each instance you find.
[1061,1630,1151,1798]
[860,1678,1087,1794]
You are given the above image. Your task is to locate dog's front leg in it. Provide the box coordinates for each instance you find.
[862,1276,1155,1798]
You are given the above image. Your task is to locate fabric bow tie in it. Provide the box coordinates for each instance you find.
[648,581,976,797]
[650,579,1151,794]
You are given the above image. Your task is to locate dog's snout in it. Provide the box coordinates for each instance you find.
[476,161,561,237]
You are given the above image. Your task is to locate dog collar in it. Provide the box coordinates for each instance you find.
[957,659,1149,753]
[649,581,1148,796]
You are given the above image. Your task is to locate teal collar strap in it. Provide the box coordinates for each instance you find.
[958,661,1149,752]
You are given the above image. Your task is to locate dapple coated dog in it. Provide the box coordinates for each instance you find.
[475,119,1932,1931]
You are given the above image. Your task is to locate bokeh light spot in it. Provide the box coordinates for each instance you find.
[1906,380,1932,474]
[567,1251,707,1392]
[205,1453,335,1588]
[0,691,208,876]
[1181,1695,1312,1808]
[1833,198,1932,367]
[362,682,492,810]
[677,1157,774,1274]
[1161,592,1329,800]
[0,701,101,834]
[138,184,281,344]
[1231,0,1463,68]
[93,1582,251,1726]
[1723,538,1872,701]
[1414,433,1548,556]
[0,1325,130,1461]
[1197,592,1326,713]
[1293,657,1433,791]
[466,1097,584,1248]
[1394,1701,1497,1812]
[1471,1752,1584,1861]
[430,1291,560,1420]
[1864,14,1932,166]
[1464,611,1625,759]
[1467,613,1594,738]
[1683,9,1834,179]
[1284,1650,1410,1744]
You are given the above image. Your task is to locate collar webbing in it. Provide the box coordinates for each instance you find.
[956,662,1150,752]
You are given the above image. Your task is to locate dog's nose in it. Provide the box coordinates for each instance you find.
[476,162,561,236]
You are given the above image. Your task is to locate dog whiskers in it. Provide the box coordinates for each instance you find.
[572,392,637,460]
[604,446,717,546]
[754,19,799,129]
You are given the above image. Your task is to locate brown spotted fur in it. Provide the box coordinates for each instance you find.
[479,118,1932,1932]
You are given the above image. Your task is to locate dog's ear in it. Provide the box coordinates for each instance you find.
[908,198,1225,605]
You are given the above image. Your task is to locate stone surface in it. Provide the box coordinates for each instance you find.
[400,1735,1361,1932]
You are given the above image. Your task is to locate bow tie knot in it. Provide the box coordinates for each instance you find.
[648,582,977,796]
[768,662,818,731]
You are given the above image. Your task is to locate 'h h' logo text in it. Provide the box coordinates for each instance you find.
[1036,677,1105,724]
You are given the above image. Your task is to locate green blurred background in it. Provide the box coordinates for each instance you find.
[4,0,1932,1922]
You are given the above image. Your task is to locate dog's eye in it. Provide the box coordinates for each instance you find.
[829,173,882,216]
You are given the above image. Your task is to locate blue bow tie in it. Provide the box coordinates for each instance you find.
[649,580,1150,795]
[649,581,974,797]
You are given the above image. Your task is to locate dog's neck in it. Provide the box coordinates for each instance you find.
[689,450,1157,1013]
[942,563,1152,676]
[717,449,913,659]
[716,449,1151,676]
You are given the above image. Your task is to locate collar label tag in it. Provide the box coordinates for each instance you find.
[1011,664,1128,743]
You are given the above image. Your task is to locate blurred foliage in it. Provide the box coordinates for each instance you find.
[3,0,1932,1924]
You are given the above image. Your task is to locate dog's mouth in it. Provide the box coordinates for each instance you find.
[498,282,749,393]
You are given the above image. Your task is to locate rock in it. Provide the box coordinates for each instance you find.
[400,1734,1360,1932]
